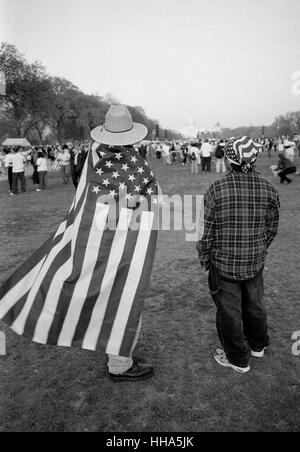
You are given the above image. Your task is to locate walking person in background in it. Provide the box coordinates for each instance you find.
[215,140,226,174]
[11,146,26,195]
[69,145,79,188]
[26,149,32,167]
[139,143,147,160]
[175,142,181,162]
[197,137,280,374]
[189,143,199,175]
[57,144,71,184]
[181,143,188,165]
[5,149,13,194]
[36,150,48,192]
[156,143,162,160]
[170,142,177,163]
[267,138,274,157]
[200,139,213,174]
[31,147,40,186]
[276,153,297,184]
[48,146,56,162]
[70,145,88,189]
[162,142,171,165]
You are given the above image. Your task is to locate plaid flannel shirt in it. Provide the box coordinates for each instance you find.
[197,170,280,280]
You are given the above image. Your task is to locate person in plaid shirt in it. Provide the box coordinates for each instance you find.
[197,136,280,374]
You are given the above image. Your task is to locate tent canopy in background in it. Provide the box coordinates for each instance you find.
[2,138,31,147]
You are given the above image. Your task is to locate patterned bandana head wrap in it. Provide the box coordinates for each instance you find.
[224,136,262,173]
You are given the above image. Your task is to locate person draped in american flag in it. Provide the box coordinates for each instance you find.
[0,104,159,382]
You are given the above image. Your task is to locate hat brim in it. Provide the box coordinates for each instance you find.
[91,123,148,146]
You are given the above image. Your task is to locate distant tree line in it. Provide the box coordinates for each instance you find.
[221,112,300,140]
[1,42,299,145]
[0,42,181,145]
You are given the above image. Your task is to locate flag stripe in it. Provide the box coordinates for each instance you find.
[70,228,117,347]
[10,226,74,336]
[32,250,73,344]
[74,151,89,209]
[54,220,67,239]
[92,145,100,167]
[0,228,73,320]
[23,242,72,340]
[0,257,47,319]
[44,189,95,344]
[93,222,141,352]
[1,291,30,327]
[105,210,155,356]
[29,190,89,344]
[119,227,158,356]
[66,185,88,229]
[57,202,109,347]
[0,191,85,308]
[0,237,52,302]
[81,207,134,351]
[9,189,88,337]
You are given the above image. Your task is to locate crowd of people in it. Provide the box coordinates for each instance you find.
[141,135,299,180]
[0,143,89,195]
[0,135,299,195]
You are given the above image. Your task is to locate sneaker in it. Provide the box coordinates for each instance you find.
[251,348,266,358]
[36,189,42,192]
[214,349,250,374]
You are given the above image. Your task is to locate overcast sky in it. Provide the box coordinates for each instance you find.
[1,0,300,130]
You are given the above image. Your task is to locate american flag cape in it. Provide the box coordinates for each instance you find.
[0,141,158,356]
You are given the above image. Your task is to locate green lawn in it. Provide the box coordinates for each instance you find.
[0,153,299,432]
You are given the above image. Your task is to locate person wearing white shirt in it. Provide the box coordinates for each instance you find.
[11,147,26,195]
[284,140,295,162]
[56,145,71,184]
[200,139,213,173]
[36,151,48,192]
[162,143,171,165]
[278,140,284,153]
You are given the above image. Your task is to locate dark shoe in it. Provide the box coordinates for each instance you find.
[109,359,154,382]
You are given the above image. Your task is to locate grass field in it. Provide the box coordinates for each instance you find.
[0,153,299,432]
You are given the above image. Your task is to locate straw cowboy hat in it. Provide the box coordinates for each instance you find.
[91,104,148,146]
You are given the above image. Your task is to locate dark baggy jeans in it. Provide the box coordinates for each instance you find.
[32,165,39,185]
[12,172,26,194]
[208,265,269,367]
[201,157,212,173]
[8,166,13,191]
